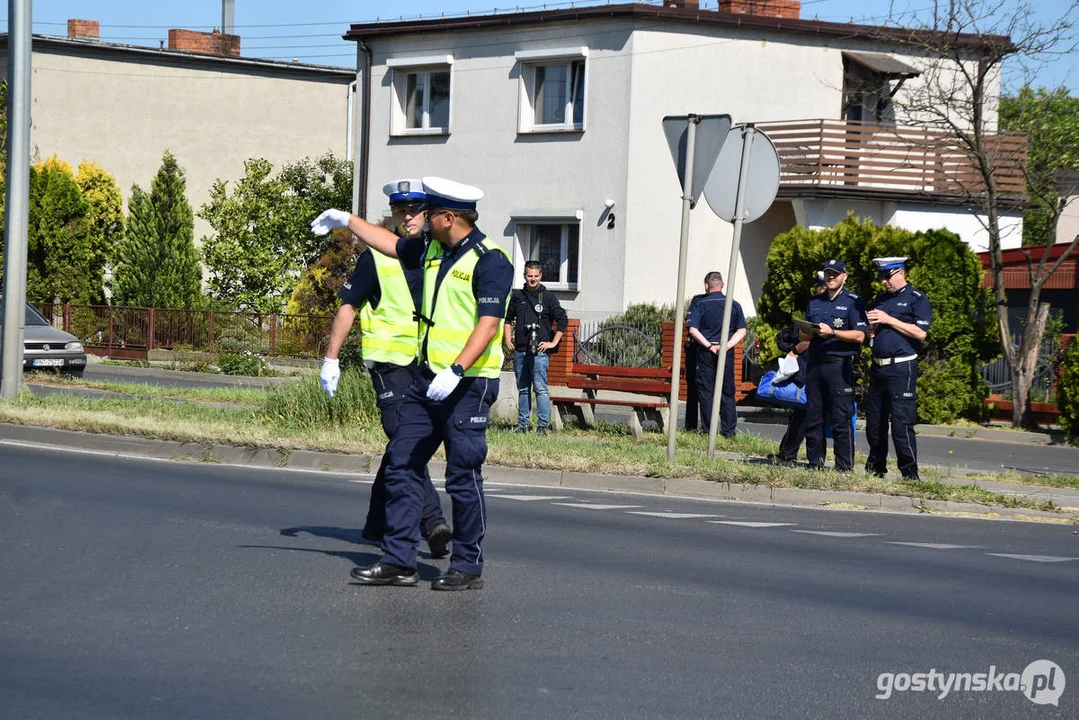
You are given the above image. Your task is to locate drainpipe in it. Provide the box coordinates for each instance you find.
[345,80,357,164]
[352,40,373,218]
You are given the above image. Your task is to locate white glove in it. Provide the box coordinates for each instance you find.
[310,208,351,236]
[426,366,462,401]
[320,357,340,398]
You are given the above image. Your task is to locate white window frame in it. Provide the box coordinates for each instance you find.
[511,211,584,291]
[387,55,454,136]
[515,47,588,134]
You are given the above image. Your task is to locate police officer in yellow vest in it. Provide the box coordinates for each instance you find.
[311,176,512,591]
[319,179,452,559]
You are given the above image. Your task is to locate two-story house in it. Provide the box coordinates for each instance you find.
[344,0,1025,318]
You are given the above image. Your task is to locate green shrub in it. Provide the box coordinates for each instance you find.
[585,302,676,367]
[755,216,998,423]
[1057,339,1079,442]
[217,351,267,377]
[261,366,378,430]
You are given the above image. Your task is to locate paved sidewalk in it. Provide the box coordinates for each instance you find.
[2,423,1076,523]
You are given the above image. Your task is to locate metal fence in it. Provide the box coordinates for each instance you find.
[978,337,1065,403]
[32,303,334,360]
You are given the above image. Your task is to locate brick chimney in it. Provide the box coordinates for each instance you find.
[663,1,701,8]
[717,0,802,19]
[168,28,241,58]
[67,19,100,40]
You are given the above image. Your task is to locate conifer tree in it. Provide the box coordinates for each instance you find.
[113,151,202,308]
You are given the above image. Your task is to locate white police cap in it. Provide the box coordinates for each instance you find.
[422,176,483,211]
[382,178,426,206]
[873,257,907,277]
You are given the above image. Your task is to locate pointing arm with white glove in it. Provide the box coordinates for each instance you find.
[320,357,341,398]
[309,208,402,259]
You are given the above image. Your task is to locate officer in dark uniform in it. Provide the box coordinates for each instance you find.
[687,271,746,438]
[319,179,451,559]
[800,259,867,471]
[865,257,931,480]
[683,290,707,432]
[311,176,513,591]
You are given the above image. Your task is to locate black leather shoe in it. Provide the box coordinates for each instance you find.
[513,426,528,434]
[426,523,452,559]
[350,562,417,586]
[766,454,796,467]
[431,568,483,591]
[536,427,549,437]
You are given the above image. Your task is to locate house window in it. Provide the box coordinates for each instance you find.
[515,218,581,290]
[388,55,453,135]
[515,47,588,133]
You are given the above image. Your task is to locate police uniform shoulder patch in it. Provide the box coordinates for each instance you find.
[847,292,860,299]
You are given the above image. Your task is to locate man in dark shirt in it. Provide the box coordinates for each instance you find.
[504,261,568,435]
[865,257,932,480]
[687,271,746,439]
[799,259,867,471]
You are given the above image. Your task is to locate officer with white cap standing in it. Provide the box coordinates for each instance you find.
[799,259,868,471]
[318,179,451,558]
[311,176,513,591]
[865,257,931,480]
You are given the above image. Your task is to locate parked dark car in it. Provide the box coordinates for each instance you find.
[0,302,87,378]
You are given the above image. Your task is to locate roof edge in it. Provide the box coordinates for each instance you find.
[344,4,1011,52]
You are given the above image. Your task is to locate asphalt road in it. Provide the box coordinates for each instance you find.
[2,445,1075,719]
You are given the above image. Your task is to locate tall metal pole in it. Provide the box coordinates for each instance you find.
[707,125,756,459]
[666,115,698,462]
[2,0,33,400]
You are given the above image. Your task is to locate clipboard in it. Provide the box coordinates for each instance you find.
[793,317,821,336]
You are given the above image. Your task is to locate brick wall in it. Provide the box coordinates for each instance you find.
[168,29,242,58]
[67,19,100,39]
[716,0,801,19]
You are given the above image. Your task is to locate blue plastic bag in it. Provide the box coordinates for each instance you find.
[756,370,806,408]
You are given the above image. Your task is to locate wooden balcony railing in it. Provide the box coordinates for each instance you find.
[755,119,1027,197]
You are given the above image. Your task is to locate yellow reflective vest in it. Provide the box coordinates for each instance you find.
[421,238,508,378]
[358,250,419,366]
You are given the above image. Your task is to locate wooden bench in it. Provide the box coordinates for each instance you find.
[549,363,672,441]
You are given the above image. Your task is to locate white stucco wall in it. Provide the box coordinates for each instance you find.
[360,22,635,317]
[14,41,353,242]
[1058,193,1079,245]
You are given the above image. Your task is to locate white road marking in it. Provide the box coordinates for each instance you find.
[790,531,881,538]
[552,503,642,510]
[627,512,721,519]
[709,521,796,528]
[986,553,1077,563]
[886,542,979,550]
[485,494,575,501]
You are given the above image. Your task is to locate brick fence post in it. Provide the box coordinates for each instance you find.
[547,317,579,387]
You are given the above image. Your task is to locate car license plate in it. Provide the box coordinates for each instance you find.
[32,359,65,367]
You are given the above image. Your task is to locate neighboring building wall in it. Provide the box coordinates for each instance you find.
[6,39,352,241]
[361,21,636,317]
[1058,193,1079,245]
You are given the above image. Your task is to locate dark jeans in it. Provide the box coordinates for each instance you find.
[363,364,446,541]
[380,374,499,575]
[695,347,737,437]
[684,343,699,431]
[804,356,856,470]
[865,360,920,479]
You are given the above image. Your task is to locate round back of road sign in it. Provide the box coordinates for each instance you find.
[703,125,781,223]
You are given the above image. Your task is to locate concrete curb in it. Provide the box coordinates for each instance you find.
[2,423,1074,524]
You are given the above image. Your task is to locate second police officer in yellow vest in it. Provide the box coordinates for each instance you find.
[318,179,451,559]
[310,176,513,591]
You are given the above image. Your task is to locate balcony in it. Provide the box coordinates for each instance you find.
[755,119,1027,200]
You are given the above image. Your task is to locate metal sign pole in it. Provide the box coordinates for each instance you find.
[666,115,699,462]
[2,0,33,400]
[707,125,756,459]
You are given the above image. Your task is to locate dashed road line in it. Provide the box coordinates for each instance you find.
[790,530,881,538]
[552,503,643,510]
[626,512,721,519]
[485,495,575,501]
[985,553,1077,563]
[886,542,979,550]
[709,521,797,528]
